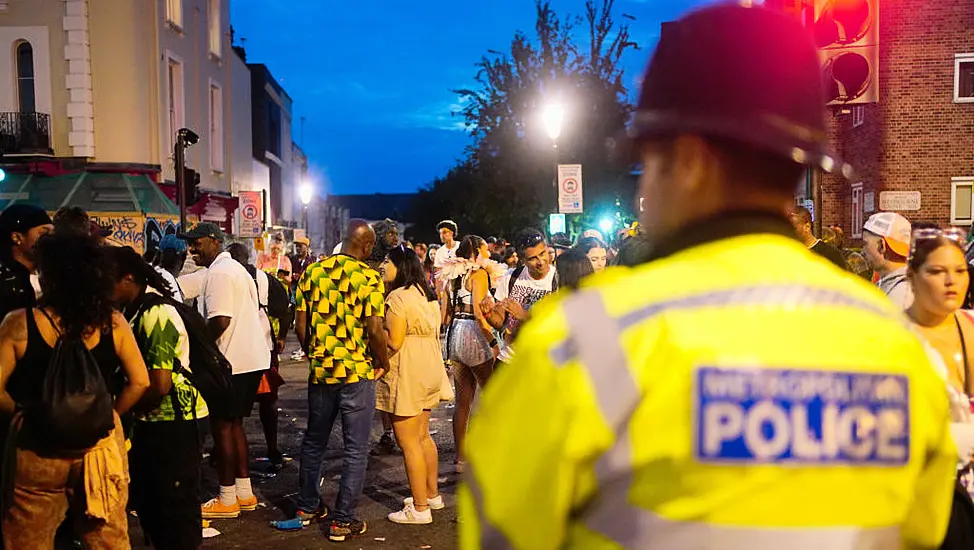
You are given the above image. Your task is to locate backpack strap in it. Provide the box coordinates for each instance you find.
[508,265,525,296]
[36,308,62,339]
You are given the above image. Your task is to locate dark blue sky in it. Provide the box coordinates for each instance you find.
[230,0,717,196]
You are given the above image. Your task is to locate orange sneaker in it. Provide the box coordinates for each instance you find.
[237,495,258,511]
[202,498,240,519]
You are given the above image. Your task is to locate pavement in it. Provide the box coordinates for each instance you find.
[128,337,462,550]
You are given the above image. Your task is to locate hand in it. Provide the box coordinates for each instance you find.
[501,299,528,321]
[374,367,388,379]
[479,295,496,317]
[276,339,286,353]
[491,343,500,360]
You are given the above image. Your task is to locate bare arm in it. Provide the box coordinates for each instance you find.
[136,370,173,413]
[384,311,407,355]
[112,312,151,415]
[207,315,231,342]
[0,311,28,416]
[366,315,390,379]
[295,310,308,352]
[470,270,495,341]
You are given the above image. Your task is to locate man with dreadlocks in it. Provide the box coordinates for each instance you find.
[366,218,401,270]
[366,218,403,456]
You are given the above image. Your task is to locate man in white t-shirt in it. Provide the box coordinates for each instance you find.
[488,228,557,366]
[178,223,271,520]
[433,219,460,269]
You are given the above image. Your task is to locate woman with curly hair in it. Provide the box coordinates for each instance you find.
[0,231,149,548]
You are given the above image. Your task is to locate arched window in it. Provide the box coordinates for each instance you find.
[16,41,35,113]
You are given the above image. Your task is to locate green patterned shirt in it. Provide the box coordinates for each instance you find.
[132,297,209,421]
[296,255,385,384]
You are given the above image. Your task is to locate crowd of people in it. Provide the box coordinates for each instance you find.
[4,4,974,550]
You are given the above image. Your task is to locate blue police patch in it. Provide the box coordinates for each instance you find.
[694,367,910,465]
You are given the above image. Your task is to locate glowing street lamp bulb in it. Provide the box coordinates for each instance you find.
[299,183,314,206]
[542,104,564,141]
[599,217,614,234]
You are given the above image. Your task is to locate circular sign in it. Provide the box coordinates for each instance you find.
[242,203,259,220]
[562,178,579,194]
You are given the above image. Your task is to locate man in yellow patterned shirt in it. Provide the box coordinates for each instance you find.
[294,219,390,543]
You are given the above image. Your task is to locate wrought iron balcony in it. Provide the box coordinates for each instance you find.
[0,112,53,155]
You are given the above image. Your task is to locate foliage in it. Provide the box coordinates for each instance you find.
[407,0,639,243]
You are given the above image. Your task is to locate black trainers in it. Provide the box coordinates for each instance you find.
[328,519,367,542]
[370,433,398,456]
[295,505,330,526]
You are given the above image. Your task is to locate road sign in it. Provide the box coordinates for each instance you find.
[879,191,920,211]
[549,213,566,235]
[557,164,583,214]
[238,190,263,236]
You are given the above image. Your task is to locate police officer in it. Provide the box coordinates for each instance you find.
[459,5,956,550]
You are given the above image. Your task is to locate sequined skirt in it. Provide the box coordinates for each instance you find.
[448,317,493,366]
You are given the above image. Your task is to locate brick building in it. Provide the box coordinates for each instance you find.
[802,0,974,241]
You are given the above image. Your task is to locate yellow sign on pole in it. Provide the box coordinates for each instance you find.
[254,235,265,252]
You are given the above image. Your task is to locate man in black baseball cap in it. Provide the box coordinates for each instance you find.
[461,5,955,550]
[0,204,54,319]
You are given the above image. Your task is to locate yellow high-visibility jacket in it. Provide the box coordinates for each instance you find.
[459,215,956,550]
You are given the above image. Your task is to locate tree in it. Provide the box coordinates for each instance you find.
[409,0,639,243]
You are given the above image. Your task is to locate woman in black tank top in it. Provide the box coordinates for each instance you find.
[0,232,149,549]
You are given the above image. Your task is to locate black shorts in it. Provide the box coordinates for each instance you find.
[228,370,265,419]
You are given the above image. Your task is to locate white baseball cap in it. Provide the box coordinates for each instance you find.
[863,212,911,257]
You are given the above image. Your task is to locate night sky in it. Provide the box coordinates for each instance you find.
[230,0,719,196]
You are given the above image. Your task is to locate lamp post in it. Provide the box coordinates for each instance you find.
[299,182,313,233]
[542,103,564,218]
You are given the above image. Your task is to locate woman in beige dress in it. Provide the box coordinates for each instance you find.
[377,245,447,525]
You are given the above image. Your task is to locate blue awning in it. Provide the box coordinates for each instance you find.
[0,172,177,215]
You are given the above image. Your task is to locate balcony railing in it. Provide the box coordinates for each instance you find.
[0,112,53,155]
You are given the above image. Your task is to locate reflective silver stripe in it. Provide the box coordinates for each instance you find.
[465,463,516,550]
[562,291,643,546]
[554,284,895,369]
[595,510,901,550]
[555,284,905,548]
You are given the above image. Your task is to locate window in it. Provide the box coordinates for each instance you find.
[851,183,864,239]
[209,82,224,172]
[955,54,974,103]
[16,41,35,113]
[166,0,182,28]
[208,0,221,57]
[167,55,185,153]
[852,105,864,128]
[952,177,974,225]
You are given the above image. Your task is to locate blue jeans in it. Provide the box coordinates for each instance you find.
[297,380,376,521]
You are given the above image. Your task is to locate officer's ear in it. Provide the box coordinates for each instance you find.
[670,134,710,194]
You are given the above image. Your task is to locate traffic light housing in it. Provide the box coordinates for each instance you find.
[182,167,201,207]
[814,0,879,105]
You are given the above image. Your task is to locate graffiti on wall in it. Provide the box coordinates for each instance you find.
[144,216,181,253]
[88,212,182,254]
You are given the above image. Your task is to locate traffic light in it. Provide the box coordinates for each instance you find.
[814,0,879,105]
[181,167,201,207]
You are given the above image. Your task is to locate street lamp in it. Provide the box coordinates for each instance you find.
[299,182,313,232]
[542,103,565,220]
[542,103,564,141]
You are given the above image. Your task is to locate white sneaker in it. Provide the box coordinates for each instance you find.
[404,495,445,510]
[388,502,432,525]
